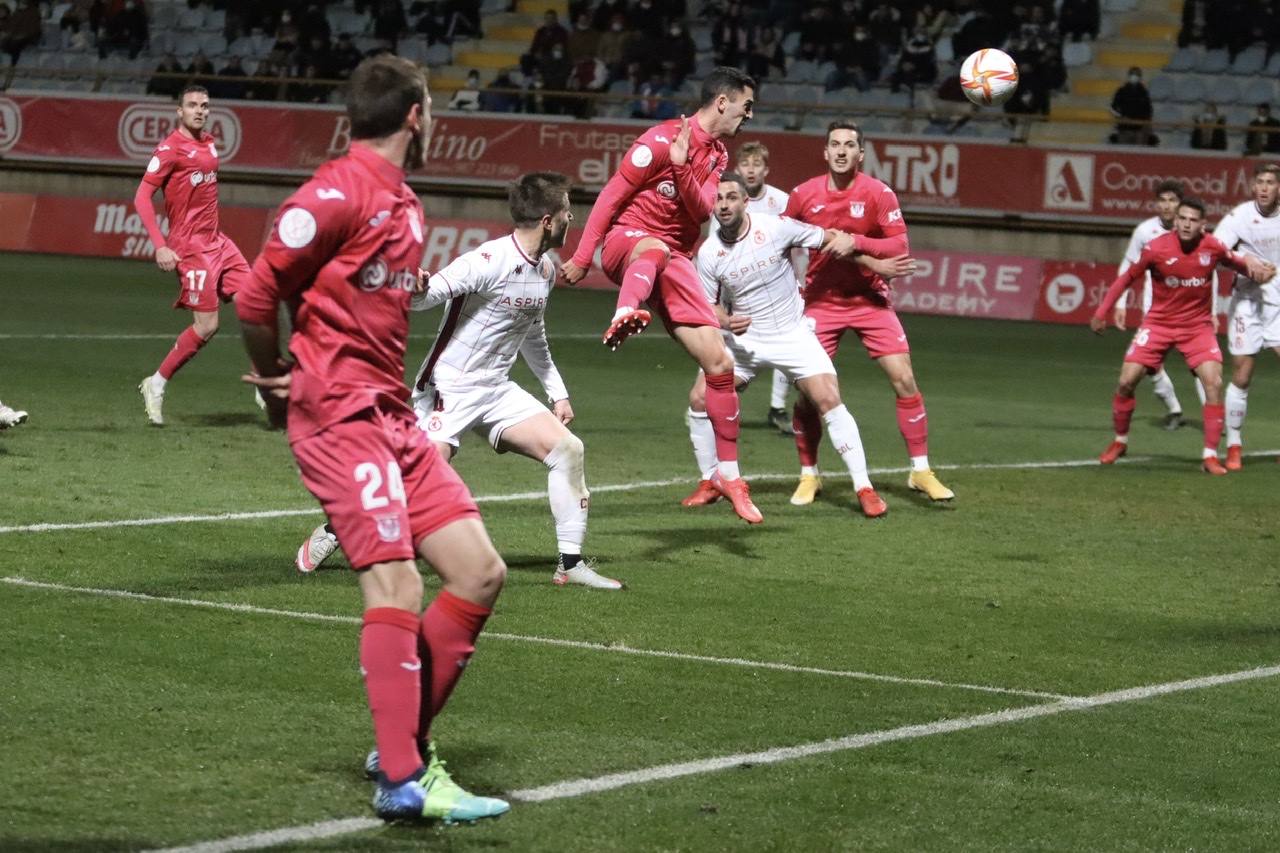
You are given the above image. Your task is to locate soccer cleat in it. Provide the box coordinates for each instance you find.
[295,523,339,573]
[254,388,267,411]
[1162,411,1186,431]
[369,744,510,824]
[138,377,164,425]
[1202,455,1228,476]
[681,479,722,506]
[855,487,887,518]
[789,473,823,506]
[907,469,954,501]
[1098,441,1127,465]
[0,402,28,430]
[767,407,795,435]
[1225,444,1243,471]
[602,307,651,350]
[553,558,623,590]
[710,471,764,524]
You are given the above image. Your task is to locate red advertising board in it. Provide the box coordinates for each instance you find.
[893,250,1044,320]
[1,93,1267,224]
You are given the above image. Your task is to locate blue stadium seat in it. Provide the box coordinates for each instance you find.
[1242,77,1276,107]
[1148,74,1175,101]
[1063,41,1092,67]
[1230,44,1266,76]
[1173,74,1206,103]
[1166,47,1198,72]
[1196,49,1229,73]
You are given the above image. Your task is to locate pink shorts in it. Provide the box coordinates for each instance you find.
[601,228,718,329]
[1124,322,1222,371]
[290,407,481,570]
[805,300,910,360]
[172,236,250,312]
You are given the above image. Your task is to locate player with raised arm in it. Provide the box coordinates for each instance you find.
[1091,197,1276,474]
[1111,179,1197,429]
[296,173,621,590]
[1212,163,1280,470]
[236,56,510,824]
[737,140,799,435]
[560,67,765,524]
[784,120,954,506]
[134,84,251,425]
[683,174,915,517]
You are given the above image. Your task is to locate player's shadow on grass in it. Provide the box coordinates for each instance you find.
[191,412,264,428]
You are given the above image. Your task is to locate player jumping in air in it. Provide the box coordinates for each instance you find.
[134,85,251,426]
[1212,163,1280,470]
[1091,197,1275,474]
[296,172,622,590]
[683,173,915,517]
[784,120,954,506]
[237,55,510,824]
[560,67,764,524]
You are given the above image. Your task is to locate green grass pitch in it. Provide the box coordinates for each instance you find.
[3,253,1280,851]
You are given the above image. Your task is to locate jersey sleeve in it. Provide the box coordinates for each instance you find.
[695,242,723,305]
[140,143,177,188]
[411,247,500,311]
[1118,223,1148,272]
[875,186,907,236]
[1212,211,1241,251]
[519,319,569,402]
[782,186,805,219]
[1095,243,1152,318]
[777,216,825,250]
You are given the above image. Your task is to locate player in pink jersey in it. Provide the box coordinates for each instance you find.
[235,56,510,825]
[1091,197,1275,474]
[783,120,953,506]
[560,66,764,524]
[134,84,251,426]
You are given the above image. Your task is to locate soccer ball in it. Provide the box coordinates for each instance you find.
[960,49,1020,107]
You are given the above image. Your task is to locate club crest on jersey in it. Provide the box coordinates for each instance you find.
[1199,253,1211,266]
[426,415,442,432]
[374,514,402,542]
[359,257,389,291]
[657,180,677,199]
[850,202,865,218]
[753,230,766,244]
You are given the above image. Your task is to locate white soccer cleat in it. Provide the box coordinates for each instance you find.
[296,524,339,573]
[138,377,164,425]
[254,388,267,411]
[553,558,623,590]
[0,402,28,430]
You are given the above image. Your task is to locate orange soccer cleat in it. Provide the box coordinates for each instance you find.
[1202,455,1229,476]
[681,479,722,507]
[855,487,887,518]
[710,471,764,524]
[1225,445,1243,471]
[1098,440,1128,465]
[602,308,652,350]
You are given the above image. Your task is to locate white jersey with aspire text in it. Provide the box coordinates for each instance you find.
[696,213,825,334]
[746,184,789,215]
[1117,215,1169,311]
[411,234,567,400]
[1213,201,1280,305]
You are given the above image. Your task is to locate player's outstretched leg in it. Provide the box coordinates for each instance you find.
[790,395,824,505]
[603,246,666,350]
[1149,367,1185,429]
[767,369,794,435]
[0,400,28,430]
[296,522,339,573]
[1225,381,1249,471]
[682,404,722,506]
[603,307,652,350]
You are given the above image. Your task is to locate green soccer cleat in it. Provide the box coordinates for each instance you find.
[367,743,510,825]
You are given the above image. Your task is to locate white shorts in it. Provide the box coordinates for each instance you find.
[725,323,836,386]
[1227,292,1280,355]
[412,380,548,450]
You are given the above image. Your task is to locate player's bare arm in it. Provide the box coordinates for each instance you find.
[859,254,917,279]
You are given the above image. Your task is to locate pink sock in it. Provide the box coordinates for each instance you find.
[793,397,822,467]
[1203,403,1224,451]
[703,371,741,464]
[361,607,424,784]
[895,393,929,457]
[1112,394,1136,437]
[419,589,491,738]
[158,326,210,380]
[616,249,667,312]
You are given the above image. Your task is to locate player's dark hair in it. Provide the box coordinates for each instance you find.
[1254,162,1280,179]
[509,171,572,227]
[699,66,756,107]
[719,171,748,194]
[736,141,769,164]
[346,55,429,140]
[826,119,864,147]
[1179,196,1207,217]
[1154,179,1184,199]
[180,84,208,100]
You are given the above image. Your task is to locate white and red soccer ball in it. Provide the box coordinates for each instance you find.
[960,48,1020,107]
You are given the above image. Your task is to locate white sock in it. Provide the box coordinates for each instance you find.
[1202,447,1217,459]
[1194,375,1206,406]
[769,369,789,410]
[910,454,930,472]
[823,404,871,490]
[800,465,819,477]
[718,460,741,479]
[1114,434,1129,444]
[151,372,167,392]
[1225,383,1248,447]
[543,434,589,555]
[686,408,719,480]
[1149,368,1181,415]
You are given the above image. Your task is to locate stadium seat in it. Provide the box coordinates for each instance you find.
[1102,0,1136,10]
[781,31,800,55]
[823,87,860,108]
[690,25,712,52]
[200,33,227,56]
[1242,77,1276,107]
[1165,46,1198,72]
[177,6,207,29]
[1062,41,1092,67]
[1265,52,1280,77]
[480,0,509,13]
[1196,49,1229,74]
[227,35,254,58]
[206,9,226,30]
[424,43,452,66]
[1148,74,1175,101]
[1212,76,1241,105]
[398,35,429,64]
[934,38,954,63]
[151,30,177,54]
[1173,75,1206,103]
[787,59,819,84]
[1230,45,1266,76]
[150,3,177,28]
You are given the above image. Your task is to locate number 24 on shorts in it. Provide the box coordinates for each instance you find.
[355,461,407,511]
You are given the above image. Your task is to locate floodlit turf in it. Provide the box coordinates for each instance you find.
[3,252,1280,851]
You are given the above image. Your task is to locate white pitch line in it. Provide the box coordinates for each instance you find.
[0,576,1066,700]
[147,661,1280,853]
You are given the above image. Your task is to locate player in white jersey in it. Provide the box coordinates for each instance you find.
[681,173,912,518]
[736,140,798,435]
[1112,179,1197,429]
[295,173,621,589]
[1211,163,1280,470]
[0,399,28,429]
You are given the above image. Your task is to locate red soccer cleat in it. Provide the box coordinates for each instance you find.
[1098,440,1128,465]
[710,471,764,524]
[855,487,887,518]
[1225,445,1243,471]
[602,308,652,350]
[1202,455,1228,476]
[681,479,722,507]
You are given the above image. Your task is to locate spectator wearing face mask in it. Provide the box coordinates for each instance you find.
[567,12,599,61]
[597,13,634,76]
[1245,103,1280,155]
[530,9,569,61]
[1109,66,1154,146]
[831,23,880,91]
[97,0,149,59]
[538,43,574,113]
[654,21,696,85]
[1190,102,1227,151]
